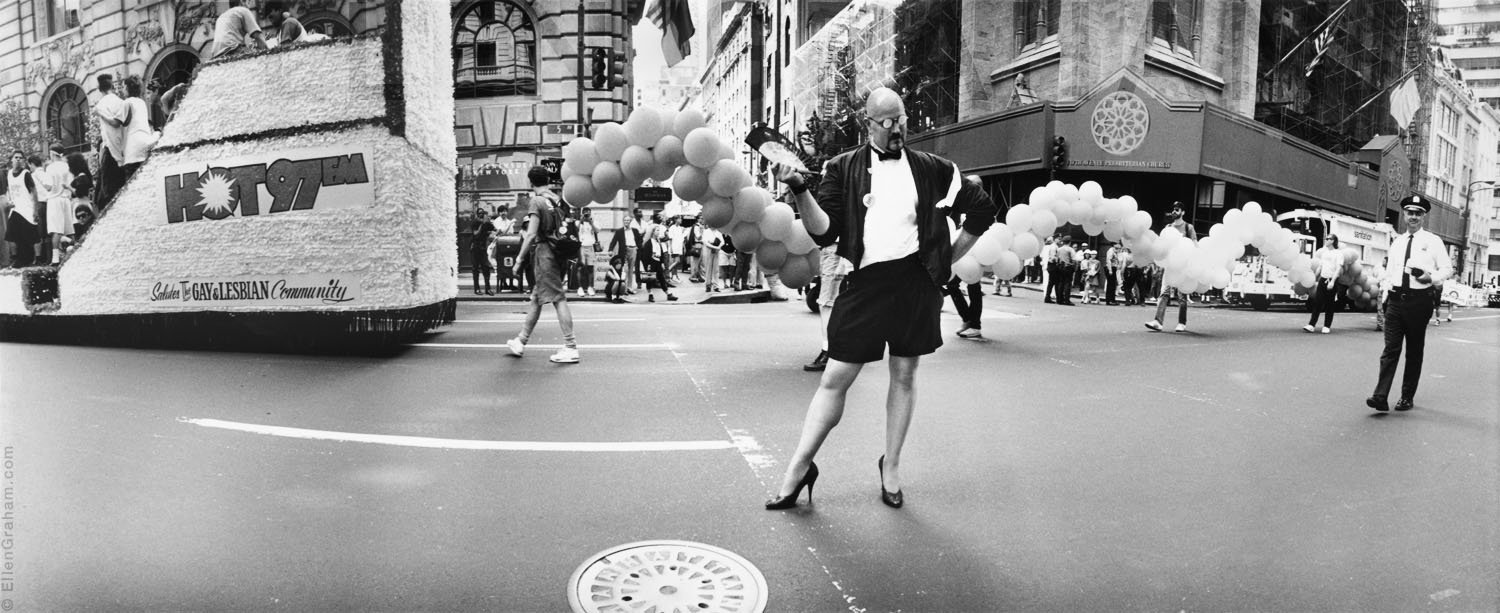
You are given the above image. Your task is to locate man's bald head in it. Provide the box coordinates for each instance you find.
[865,87,904,117]
[863,87,907,153]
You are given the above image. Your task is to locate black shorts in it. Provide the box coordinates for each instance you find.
[826,254,944,363]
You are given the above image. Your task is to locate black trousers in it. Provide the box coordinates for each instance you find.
[1373,289,1435,401]
[1048,263,1074,304]
[1121,268,1143,304]
[1307,281,1343,328]
[1105,267,1120,303]
[944,279,983,329]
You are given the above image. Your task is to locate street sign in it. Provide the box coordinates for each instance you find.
[635,187,672,202]
[546,123,583,136]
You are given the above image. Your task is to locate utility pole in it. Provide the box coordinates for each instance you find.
[576,0,587,136]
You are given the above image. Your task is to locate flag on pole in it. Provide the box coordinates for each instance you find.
[647,0,695,67]
[1389,76,1420,127]
[1303,3,1349,77]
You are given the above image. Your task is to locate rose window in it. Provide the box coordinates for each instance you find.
[1090,91,1150,156]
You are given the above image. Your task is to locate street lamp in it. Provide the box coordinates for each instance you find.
[1461,179,1496,284]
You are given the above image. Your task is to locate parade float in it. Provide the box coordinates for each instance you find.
[0,1,456,351]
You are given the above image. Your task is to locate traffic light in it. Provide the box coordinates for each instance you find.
[1051,136,1068,169]
[586,47,628,91]
[589,47,609,90]
[609,50,627,89]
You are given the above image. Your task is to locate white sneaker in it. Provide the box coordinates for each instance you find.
[1303,324,1316,333]
[549,347,579,363]
[1321,326,1331,334]
[1174,324,1187,332]
[1144,321,1163,332]
[577,288,586,297]
[506,337,525,357]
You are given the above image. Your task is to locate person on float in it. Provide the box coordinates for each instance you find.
[1366,195,1452,412]
[1145,201,1197,332]
[505,166,580,364]
[91,74,129,209]
[121,76,158,185]
[764,86,997,510]
[3,151,39,267]
[1304,234,1346,334]
[209,0,268,59]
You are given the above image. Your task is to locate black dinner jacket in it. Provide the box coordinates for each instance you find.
[811,145,996,285]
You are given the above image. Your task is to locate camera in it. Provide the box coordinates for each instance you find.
[1408,266,1425,278]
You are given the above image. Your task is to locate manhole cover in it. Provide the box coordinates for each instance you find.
[567,540,768,613]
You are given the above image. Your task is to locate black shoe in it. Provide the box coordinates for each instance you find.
[878,455,903,509]
[765,462,819,510]
[1394,398,1414,411]
[1044,299,1054,304]
[648,295,655,302]
[667,294,679,301]
[1365,396,1389,412]
[803,350,828,372]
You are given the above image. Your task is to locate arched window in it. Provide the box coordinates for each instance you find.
[45,83,89,154]
[301,11,354,38]
[452,0,538,98]
[150,49,199,90]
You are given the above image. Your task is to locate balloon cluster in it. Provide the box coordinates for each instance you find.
[560,107,822,288]
[1336,249,1380,309]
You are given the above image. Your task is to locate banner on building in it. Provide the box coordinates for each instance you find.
[158,146,376,225]
[146,274,363,307]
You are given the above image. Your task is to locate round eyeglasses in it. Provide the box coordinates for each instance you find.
[867,115,906,130]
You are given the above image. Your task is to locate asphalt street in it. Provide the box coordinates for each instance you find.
[2,294,1497,612]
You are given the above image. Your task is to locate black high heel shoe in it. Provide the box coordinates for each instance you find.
[878,455,903,509]
[764,462,819,510]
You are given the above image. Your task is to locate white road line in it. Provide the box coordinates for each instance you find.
[178,418,734,452]
[1447,338,1478,344]
[1453,314,1500,320]
[452,318,646,323]
[409,343,674,349]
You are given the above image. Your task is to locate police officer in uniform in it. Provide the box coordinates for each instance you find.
[1366,195,1452,412]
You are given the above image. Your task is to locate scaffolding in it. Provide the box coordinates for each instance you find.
[1255,0,1416,156]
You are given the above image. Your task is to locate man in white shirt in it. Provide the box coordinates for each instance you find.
[1366,195,1452,412]
[92,74,129,209]
[764,87,996,511]
[210,0,267,59]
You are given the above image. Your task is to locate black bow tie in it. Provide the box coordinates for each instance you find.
[874,148,902,162]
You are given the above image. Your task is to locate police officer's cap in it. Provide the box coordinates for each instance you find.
[1402,195,1431,213]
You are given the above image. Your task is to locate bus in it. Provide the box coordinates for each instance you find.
[1224,209,1395,310]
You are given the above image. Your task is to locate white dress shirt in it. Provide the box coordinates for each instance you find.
[861,150,919,268]
[1380,229,1452,292]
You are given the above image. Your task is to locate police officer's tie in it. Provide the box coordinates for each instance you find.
[1400,235,1414,289]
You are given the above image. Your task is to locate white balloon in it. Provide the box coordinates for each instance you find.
[1006,204,1035,234]
[619,145,655,184]
[1028,187,1051,211]
[654,134,687,168]
[565,138,601,174]
[953,256,984,284]
[968,234,1005,266]
[674,108,708,139]
[777,252,814,288]
[624,107,665,148]
[759,202,796,241]
[591,160,624,194]
[1030,209,1059,237]
[683,127,723,168]
[1118,195,1139,217]
[700,195,735,228]
[783,221,817,254]
[672,165,710,202]
[1079,181,1104,204]
[985,223,1015,253]
[593,122,629,162]
[729,221,763,252]
[1011,232,1041,261]
[1081,221,1104,236]
[1243,201,1263,216]
[755,240,790,269]
[731,185,770,223]
[562,174,594,207]
[710,160,753,199]
[993,250,1023,280]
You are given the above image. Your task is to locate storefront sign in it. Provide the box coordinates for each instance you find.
[146,274,362,307]
[159,146,375,225]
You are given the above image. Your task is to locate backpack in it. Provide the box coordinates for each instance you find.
[539,203,581,263]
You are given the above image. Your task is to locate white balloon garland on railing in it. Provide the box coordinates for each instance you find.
[951,182,1332,300]
[562,106,821,287]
